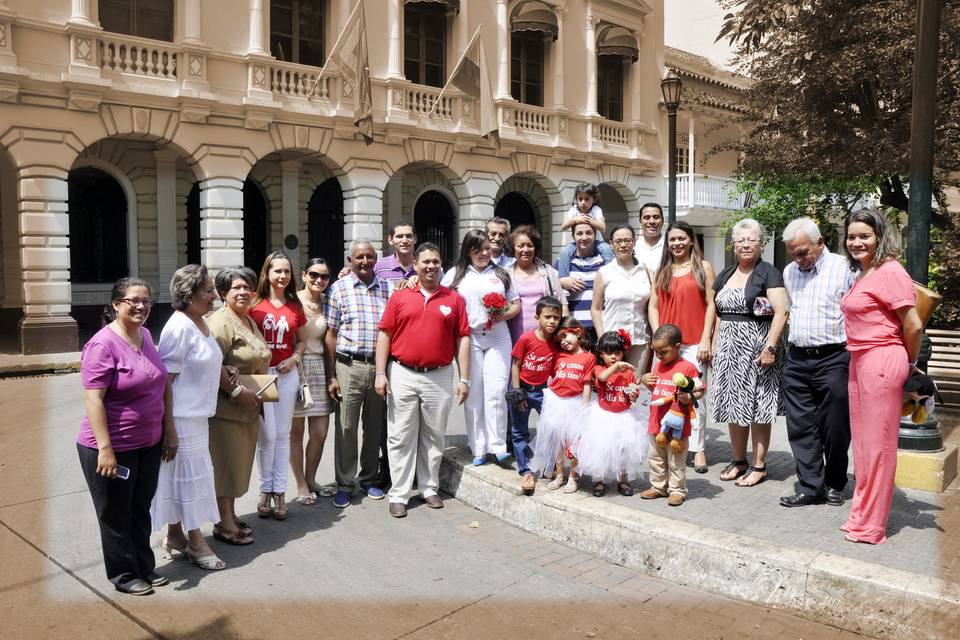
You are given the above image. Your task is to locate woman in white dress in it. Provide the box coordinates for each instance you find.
[151,264,226,571]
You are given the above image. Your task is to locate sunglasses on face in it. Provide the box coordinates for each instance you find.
[306,272,331,281]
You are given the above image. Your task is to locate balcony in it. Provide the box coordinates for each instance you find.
[99,33,179,79]
[670,174,745,211]
[270,60,338,101]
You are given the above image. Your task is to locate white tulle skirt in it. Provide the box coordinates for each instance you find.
[150,416,221,532]
[530,389,589,477]
[576,402,649,482]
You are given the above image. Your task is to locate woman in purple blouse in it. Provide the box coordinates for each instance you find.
[77,277,176,596]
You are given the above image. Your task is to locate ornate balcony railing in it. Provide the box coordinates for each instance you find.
[270,61,335,101]
[405,84,455,119]
[593,120,630,145]
[671,174,745,210]
[99,33,178,79]
[511,103,553,134]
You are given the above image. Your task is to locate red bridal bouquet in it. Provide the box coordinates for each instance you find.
[482,292,509,329]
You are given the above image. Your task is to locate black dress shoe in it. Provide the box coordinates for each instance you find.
[115,577,154,596]
[389,502,407,518]
[779,493,825,508]
[825,488,845,506]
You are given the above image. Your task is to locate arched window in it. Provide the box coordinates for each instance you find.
[597,56,624,121]
[243,178,270,272]
[99,0,174,41]
[494,192,537,230]
[414,190,455,267]
[186,182,201,265]
[307,178,345,274]
[68,167,129,283]
[271,0,326,67]
[404,2,446,87]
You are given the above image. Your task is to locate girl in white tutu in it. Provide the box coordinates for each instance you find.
[578,329,649,497]
[532,318,596,493]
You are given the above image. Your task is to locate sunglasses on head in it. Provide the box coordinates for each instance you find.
[306,271,331,281]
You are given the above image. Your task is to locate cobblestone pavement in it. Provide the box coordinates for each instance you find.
[1,374,880,639]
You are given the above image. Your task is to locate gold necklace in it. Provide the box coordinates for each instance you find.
[671,261,692,272]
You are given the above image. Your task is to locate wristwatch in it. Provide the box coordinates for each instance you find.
[765,345,777,356]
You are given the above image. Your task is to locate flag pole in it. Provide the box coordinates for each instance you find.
[426,25,482,117]
[308,0,363,99]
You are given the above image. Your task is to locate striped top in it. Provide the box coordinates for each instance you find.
[567,251,606,329]
[783,248,855,347]
[323,273,394,357]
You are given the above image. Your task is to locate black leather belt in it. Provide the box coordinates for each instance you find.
[789,343,846,357]
[392,357,448,373]
[519,380,548,392]
[336,351,375,365]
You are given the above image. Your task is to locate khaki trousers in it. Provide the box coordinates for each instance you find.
[386,362,454,504]
[334,360,385,492]
[648,433,688,497]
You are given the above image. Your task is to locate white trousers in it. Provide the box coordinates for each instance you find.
[257,366,299,494]
[464,332,511,457]
[652,344,708,453]
[626,343,652,429]
[386,362,454,504]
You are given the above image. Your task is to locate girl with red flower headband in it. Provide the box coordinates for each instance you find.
[576,329,649,497]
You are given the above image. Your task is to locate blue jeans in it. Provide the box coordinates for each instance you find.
[509,384,545,475]
[556,239,615,276]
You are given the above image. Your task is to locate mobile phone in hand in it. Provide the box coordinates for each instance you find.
[115,465,130,480]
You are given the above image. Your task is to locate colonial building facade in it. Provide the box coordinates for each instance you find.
[0,0,744,355]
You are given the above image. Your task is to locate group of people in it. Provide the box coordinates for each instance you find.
[76,180,921,596]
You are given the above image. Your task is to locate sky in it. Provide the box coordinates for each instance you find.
[664,0,738,69]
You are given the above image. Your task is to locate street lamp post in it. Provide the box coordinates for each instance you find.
[661,72,683,224]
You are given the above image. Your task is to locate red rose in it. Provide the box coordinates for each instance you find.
[481,292,510,329]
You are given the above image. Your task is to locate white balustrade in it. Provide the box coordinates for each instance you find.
[513,104,552,134]
[270,62,334,100]
[99,34,178,79]
[671,174,744,210]
[405,85,454,119]
[593,120,630,145]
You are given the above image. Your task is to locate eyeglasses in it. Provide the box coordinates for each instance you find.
[306,272,331,281]
[118,297,153,308]
[734,239,760,246]
[611,238,635,246]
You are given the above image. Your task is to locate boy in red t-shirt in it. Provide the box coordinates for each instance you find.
[640,324,705,506]
[507,296,562,494]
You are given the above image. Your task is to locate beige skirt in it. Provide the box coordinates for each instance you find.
[208,415,259,498]
[293,353,333,417]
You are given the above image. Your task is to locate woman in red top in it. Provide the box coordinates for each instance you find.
[250,251,307,521]
[576,330,648,497]
[648,221,717,474]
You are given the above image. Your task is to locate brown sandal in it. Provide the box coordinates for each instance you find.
[272,493,288,520]
[735,465,767,487]
[257,492,274,518]
[212,524,253,546]
[719,460,748,482]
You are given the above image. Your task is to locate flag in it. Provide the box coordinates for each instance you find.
[312,1,373,144]
[430,26,497,138]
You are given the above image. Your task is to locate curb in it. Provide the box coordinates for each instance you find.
[0,353,81,378]
[439,446,960,639]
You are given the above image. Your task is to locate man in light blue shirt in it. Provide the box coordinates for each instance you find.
[780,217,855,508]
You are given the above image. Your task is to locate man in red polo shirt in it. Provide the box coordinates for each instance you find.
[375,243,471,518]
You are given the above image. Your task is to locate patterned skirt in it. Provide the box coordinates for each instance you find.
[294,353,333,417]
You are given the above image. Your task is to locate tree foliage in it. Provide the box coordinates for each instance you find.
[715,0,960,217]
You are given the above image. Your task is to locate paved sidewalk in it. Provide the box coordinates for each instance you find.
[0,372,874,640]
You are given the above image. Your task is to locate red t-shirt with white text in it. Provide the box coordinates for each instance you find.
[511,330,560,386]
[549,351,597,397]
[250,299,308,367]
[593,365,638,414]
[648,359,702,437]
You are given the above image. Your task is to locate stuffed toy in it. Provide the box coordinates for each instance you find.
[651,372,702,451]
[901,370,938,424]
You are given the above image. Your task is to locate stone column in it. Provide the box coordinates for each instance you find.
[387,0,403,78]
[585,13,599,117]
[630,32,643,123]
[248,0,267,55]
[552,9,565,110]
[182,0,204,45]
[199,177,245,271]
[341,169,390,257]
[496,0,510,98]
[458,177,498,241]
[281,160,302,273]
[18,168,78,354]
[457,0,470,57]
[687,113,696,205]
[69,0,94,26]
[155,150,178,300]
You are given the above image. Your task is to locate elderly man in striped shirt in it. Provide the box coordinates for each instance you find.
[779,217,856,508]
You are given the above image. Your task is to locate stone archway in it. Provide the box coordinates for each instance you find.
[307,177,345,274]
[494,174,560,260]
[243,177,271,272]
[413,190,457,267]
[0,147,19,351]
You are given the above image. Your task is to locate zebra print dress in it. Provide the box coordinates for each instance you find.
[711,287,785,426]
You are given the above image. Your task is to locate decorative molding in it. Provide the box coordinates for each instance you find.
[510,151,552,177]
[66,89,101,112]
[402,138,455,167]
[180,103,211,124]
[244,110,273,131]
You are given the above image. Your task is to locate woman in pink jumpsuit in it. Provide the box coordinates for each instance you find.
[840,209,922,545]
